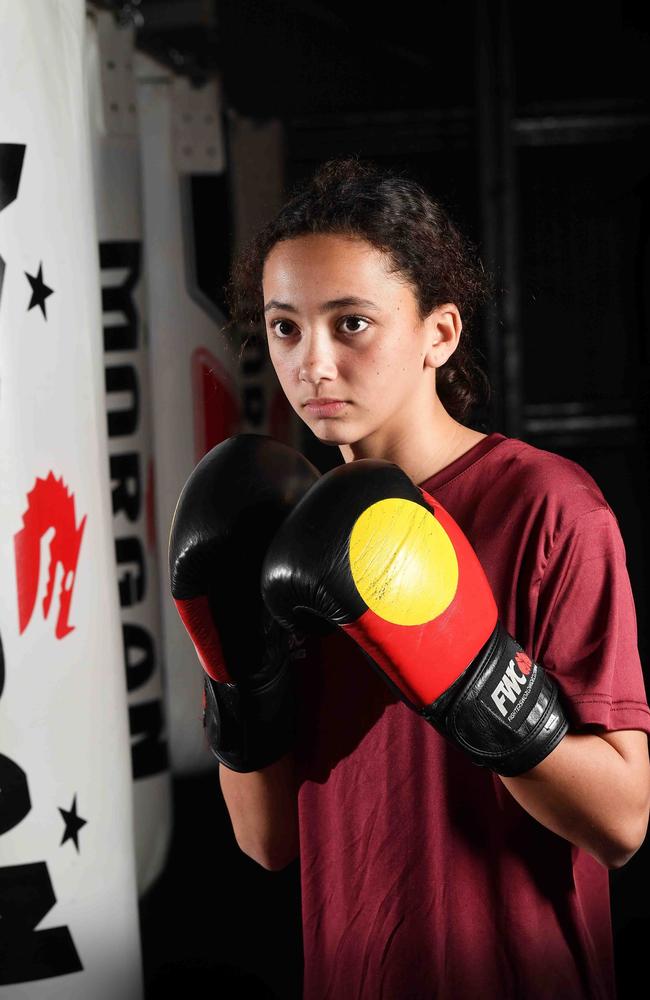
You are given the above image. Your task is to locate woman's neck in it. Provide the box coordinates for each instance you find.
[338,414,487,486]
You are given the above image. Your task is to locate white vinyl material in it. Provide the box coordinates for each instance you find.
[0,1,143,996]
[87,6,173,898]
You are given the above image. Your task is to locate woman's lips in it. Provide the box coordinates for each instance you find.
[303,399,348,417]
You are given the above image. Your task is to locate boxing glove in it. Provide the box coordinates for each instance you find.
[169,434,320,772]
[260,458,570,777]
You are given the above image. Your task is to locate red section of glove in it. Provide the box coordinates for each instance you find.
[174,594,230,684]
[342,489,499,705]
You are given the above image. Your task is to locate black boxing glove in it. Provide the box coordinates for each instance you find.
[261,458,569,777]
[169,434,320,772]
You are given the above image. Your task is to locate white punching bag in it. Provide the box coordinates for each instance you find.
[86,5,173,897]
[135,57,243,774]
[0,1,143,996]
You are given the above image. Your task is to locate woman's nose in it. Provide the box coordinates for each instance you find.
[298,331,338,384]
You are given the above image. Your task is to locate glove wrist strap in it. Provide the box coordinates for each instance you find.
[203,660,297,773]
[421,620,570,776]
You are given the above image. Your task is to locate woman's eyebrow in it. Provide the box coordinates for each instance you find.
[264,296,380,314]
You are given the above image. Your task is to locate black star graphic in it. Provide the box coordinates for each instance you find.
[25,262,54,318]
[59,794,87,852]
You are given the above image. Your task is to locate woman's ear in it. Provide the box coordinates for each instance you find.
[423,303,462,369]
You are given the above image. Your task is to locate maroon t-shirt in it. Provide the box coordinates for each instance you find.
[292,431,650,1000]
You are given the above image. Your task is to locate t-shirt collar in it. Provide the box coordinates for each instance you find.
[417,432,507,492]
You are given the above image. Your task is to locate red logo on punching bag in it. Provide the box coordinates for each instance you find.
[514,650,532,676]
[14,472,86,639]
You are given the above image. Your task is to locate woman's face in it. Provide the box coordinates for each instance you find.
[262,233,453,449]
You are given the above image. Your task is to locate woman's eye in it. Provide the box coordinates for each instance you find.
[269,315,370,338]
[339,315,370,334]
[270,319,295,338]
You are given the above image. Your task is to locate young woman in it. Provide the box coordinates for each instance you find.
[219,156,650,999]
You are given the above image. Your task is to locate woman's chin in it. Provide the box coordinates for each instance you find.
[313,431,350,445]
[310,425,357,446]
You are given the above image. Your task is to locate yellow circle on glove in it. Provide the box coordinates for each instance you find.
[349,498,459,625]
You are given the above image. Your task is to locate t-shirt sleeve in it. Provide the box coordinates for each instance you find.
[533,504,650,735]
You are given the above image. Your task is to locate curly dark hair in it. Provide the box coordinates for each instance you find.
[223,155,492,424]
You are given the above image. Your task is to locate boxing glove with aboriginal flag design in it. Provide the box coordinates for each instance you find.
[260,458,570,777]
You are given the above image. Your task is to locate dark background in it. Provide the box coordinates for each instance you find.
[127,0,650,996]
